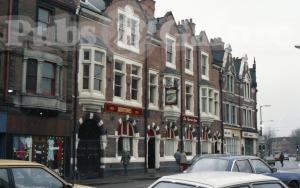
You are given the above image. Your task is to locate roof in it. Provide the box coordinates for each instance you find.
[234,58,242,78]
[0,160,44,167]
[156,172,279,188]
[212,50,224,66]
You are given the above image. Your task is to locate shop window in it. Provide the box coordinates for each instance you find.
[185,130,193,156]
[13,136,32,161]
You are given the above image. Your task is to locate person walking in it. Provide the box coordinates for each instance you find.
[174,149,181,172]
[121,150,131,175]
[180,151,188,171]
[279,152,284,167]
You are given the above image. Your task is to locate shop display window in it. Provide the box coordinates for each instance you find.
[13,136,32,161]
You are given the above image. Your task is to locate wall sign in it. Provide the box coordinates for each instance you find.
[165,87,178,105]
[105,103,143,116]
[242,132,258,139]
[182,115,198,123]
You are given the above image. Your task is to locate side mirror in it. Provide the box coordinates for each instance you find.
[271,167,277,173]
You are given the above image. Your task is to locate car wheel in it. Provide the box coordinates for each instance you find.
[288,181,298,188]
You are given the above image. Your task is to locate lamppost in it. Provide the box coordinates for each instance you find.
[259,105,272,136]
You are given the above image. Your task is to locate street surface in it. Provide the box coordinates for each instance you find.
[91,157,300,188]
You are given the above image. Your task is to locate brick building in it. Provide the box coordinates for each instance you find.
[0,0,76,177]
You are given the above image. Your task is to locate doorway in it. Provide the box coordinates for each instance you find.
[77,119,101,178]
[148,137,155,169]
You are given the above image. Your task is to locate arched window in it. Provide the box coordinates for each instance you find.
[118,121,134,156]
[164,128,176,156]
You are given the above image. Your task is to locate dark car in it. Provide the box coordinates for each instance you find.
[186,155,300,188]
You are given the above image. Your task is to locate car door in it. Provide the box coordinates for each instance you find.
[0,168,9,188]
[250,159,273,174]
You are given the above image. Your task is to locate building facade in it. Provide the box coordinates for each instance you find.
[0,0,258,179]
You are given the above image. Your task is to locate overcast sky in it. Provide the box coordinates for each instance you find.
[155,0,300,137]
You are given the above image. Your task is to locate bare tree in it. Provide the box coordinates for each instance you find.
[263,127,276,156]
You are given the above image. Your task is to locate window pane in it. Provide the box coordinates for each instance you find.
[114,74,122,97]
[236,160,253,173]
[115,61,123,71]
[42,63,55,95]
[251,159,272,174]
[187,158,228,172]
[118,14,125,41]
[42,62,54,79]
[131,79,138,100]
[12,167,63,188]
[132,65,139,75]
[38,8,49,23]
[94,51,104,62]
[83,64,90,89]
[84,51,90,60]
[26,59,37,93]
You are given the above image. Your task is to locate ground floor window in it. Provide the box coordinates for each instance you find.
[118,137,133,156]
[165,139,175,156]
[225,137,240,155]
[185,140,192,156]
[12,135,64,176]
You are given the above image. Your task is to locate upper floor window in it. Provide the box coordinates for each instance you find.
[117,6,140,53]
[149,72,158,106]
[37,8,51,36]
[26,59,38,94]
[201,88,208,113]
[185,46,193,74]
[41,62,55,96]
[227,74,235,93]
[201,52,209,80]
[185,83,193,113]
[244,82,251,99]
[81,47,106,94]
[114,60,125,98]
[224,103,237,125]
[131,65,141,101]
[166,35,176,69]
[214,92,219,116]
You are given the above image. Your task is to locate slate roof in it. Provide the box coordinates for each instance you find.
[199,79,214,87]
[80,36,107,48]
[250,68,257,87]
[212,50,224,66]
[233,58,242,78]
[162,67,180,76]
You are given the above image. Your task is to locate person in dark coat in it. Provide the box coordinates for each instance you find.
[174,149,181,172]
[121,150,131,175]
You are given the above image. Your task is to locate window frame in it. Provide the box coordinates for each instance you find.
[185,45,193,75]
[37,7,51,37]
[185,82,194,114]
[166,34,176,69]
[130,64,141,102]
[201,51,209,80]
[149,70,159,108]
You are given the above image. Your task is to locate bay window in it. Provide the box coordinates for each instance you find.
[41,62,55,96]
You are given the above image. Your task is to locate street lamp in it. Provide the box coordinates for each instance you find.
[259,105,272,135]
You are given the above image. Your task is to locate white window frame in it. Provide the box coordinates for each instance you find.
[80,46,106,97]
[214,92,220,117]
[201,87,208,113]
[130,64,141,102]
[166,34,176,69]
[224,103,238,125]
[149,70,159,109]
[185,44,193,75]
[113,59,126,99]
[201,51,209,80]
[117,5,140,54]
[227,74,235,94]
[113,55,143,107]
[185,81,194,115]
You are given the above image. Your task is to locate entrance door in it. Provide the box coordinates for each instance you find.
[77,119,101,179]
[148,137,155,169]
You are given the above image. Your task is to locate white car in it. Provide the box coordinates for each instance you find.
[148,171,287,188]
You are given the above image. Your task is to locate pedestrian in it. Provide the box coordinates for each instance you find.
[279,152,284,167]
[174,149,181,172]
[180,151,188,171]
[121,150,131,175]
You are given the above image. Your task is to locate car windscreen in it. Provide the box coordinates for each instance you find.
[186,158,229,172]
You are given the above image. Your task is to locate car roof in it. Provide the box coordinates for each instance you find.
[156,172,280,187]
[200,154,258,160]
[0,160,44,167]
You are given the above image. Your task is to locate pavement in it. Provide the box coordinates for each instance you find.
[73,170,177,186]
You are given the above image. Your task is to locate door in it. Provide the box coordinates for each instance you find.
[77,119,101,178]
[148,137,155,169]
[32,136,48,166]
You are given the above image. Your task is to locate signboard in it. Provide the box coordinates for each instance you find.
[104,103,143,116]
[182,115,198,123]
[165,87,178,105]
[242,132,258,139]
[224,129,232,138]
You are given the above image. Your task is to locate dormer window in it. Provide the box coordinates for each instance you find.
[117,6,140,53]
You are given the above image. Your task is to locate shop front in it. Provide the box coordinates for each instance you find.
[242,131,258,155]
[224,128,241,155]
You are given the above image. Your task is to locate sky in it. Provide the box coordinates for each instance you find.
[155,0,300,137]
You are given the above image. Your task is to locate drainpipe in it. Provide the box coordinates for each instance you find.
[3,0,13,102]
[219,69,224,154]
[72,5,80,184]
[144,22,149,173]
[179,35,184,152]
[196,44,201,154]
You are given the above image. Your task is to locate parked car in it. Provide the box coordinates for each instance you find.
[186,155,300,188]
[284,153,290,160]
[149,171,287,188]
[0,160,94,188]
[264,155,276,166]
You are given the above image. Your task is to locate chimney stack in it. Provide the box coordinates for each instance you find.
[140,0,156,19]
